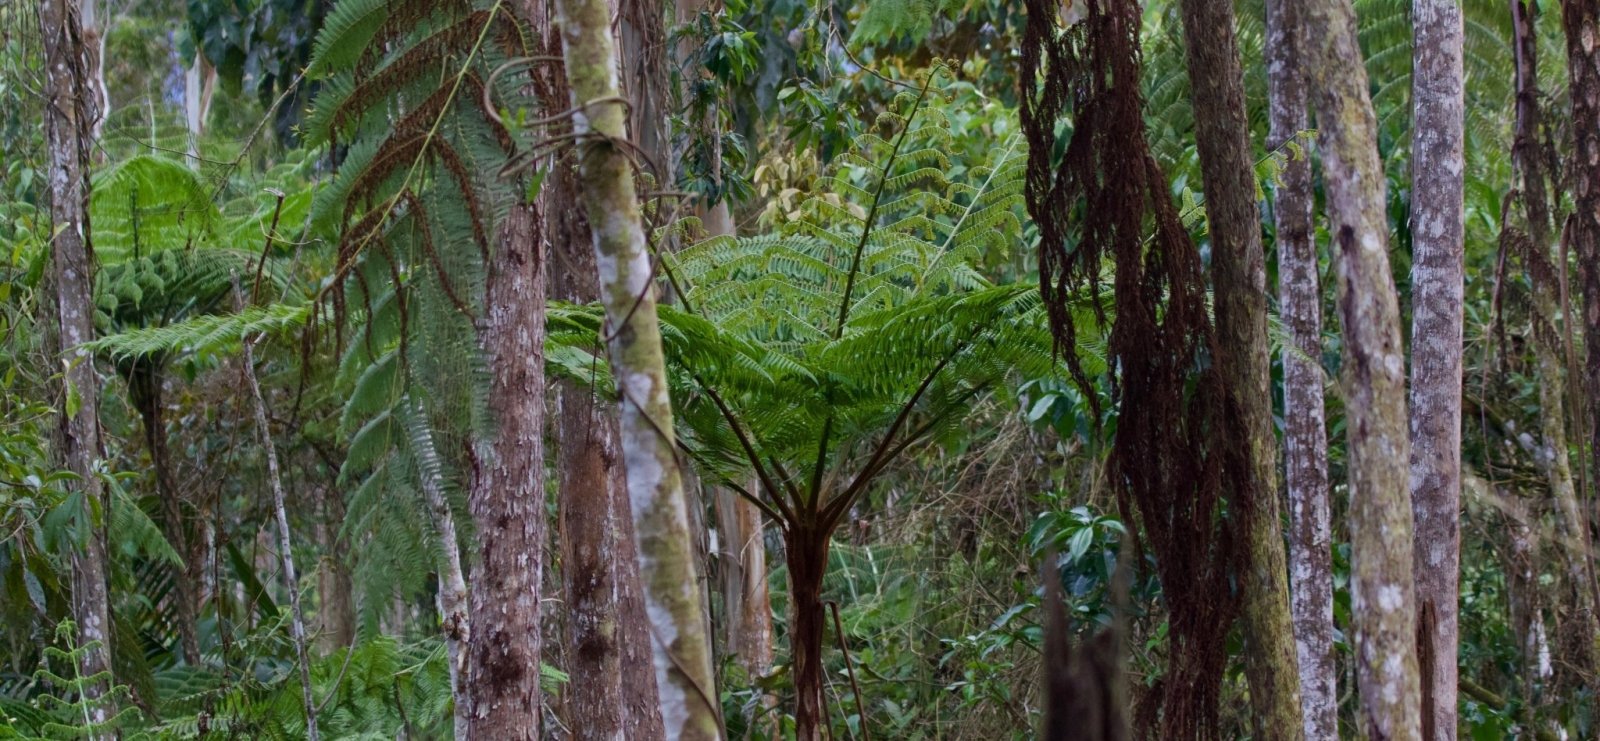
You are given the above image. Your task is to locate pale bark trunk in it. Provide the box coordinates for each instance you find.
[535,0,666,731]
[716,481,773,678]
[1407,3,1465,738]
[1300,1,1424,736]
[553,0,721,734]
[40,0,115,729]
[1265,1,1336,737]
[184,53,216,163]
[1560,0,1600,694]
[617,0,672,189]
[234,282,320,741]
[314,479,355,654]
[401,398,471,739]
[464,201,548,739]
[1176,1,1303,737]
[80,0,107,153]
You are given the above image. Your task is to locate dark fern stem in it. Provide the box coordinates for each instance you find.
[1019,1,1249,736]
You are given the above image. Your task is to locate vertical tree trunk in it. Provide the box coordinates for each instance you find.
[1516,0,1600,697]
[1300,0,1424,736]
[1175,2,1304,737]
[1559,0,1600,693]
[39,0,116,729]
[533,0,666,732]
[400,399,472,739]
[184,53,216,163]
[126,360,203,665]
[717,483,773,678]
[235,284,320,741]
[80,0,107,152]
[552,0,721,734]
[314,477,355,655]
[464,201,548,739]
[784,529,829,741]
[1407,3,1465,737]
[1265,1,1336,737]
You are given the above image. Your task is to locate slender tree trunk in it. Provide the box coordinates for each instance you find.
[552,0,721,734]
[1560,0,1600,693]
[40,0,115,729]
[1299,0,1424,737]
[784,528,829,741]
[234,283,320,741]
[1265,2,1336,737]
[464,201,548,739]
[184,52,215,163]
[617,0,672,189]
[1176,2,1303,737]
[127,360,203,665]
[401,399,472,739]
[535,0,666,732]
[80,0,107,153]
[314,478,355,654]
[1407,3,1465,737]
[1515,0,1600,696]
[717,483,773,678]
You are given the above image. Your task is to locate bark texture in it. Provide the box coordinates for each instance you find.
[532,0,666,732]
[553,0,720,733]
[1300,0,1424,736]
[464,200,548,739]
[1265,1,1336,737]
[39,0,115,727]
[717,481,773,678]
[1407,2,1465,737]
[1560,0,1600,693]
[126,361,202,665]
[1176,2,1303,737]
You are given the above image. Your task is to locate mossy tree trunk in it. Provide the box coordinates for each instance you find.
[553,0,721,735]
[1265,1,1336,737]
[1408,2,1465,737]
[39,0,116,730]
[464,200,549,739]
[1300,0,1424,736]
[531,0,666,732]
[1176,1,1304,737]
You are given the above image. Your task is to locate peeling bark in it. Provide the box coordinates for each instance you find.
[464,201,549,739]
[1176,1,1304,737]
[552,0,721,733]
[39,0,115,728]
[1299,0,1424,736]
[1407,2,1465,737]
[1265,1,1336,737]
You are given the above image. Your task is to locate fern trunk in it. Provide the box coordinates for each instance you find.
[1560,0,1600,695]
[126,359,203,666]
[1300,0,1423,736]
[39,0,116,730]
[554,0,721,736]
[784,528,830,741]
[1408,2,1466,737]
[1265,1,1336,737]
[1517,0,1600,697]
[464,202,549,739]
[1176,0,1304,737]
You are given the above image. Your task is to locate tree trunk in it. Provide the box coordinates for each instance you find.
[552,0,721,734]
[126,359,203,665]
[1407,3,1465,737]
[1299,0,1424,737]
[784,528,829,741]
[184,52,216,163]
[717,483,773,678]
[80,0,107,154]
[235,283,320,741]
[1517,0,1600,698]
[534,0,666,732]
[1559,0,1600,693]
[464,201,548,739]
[1175,2,1304,737]
[401,399,472,739]
[314,476,355,655]
[1265,1,1336,737]
[39,0,116,729]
